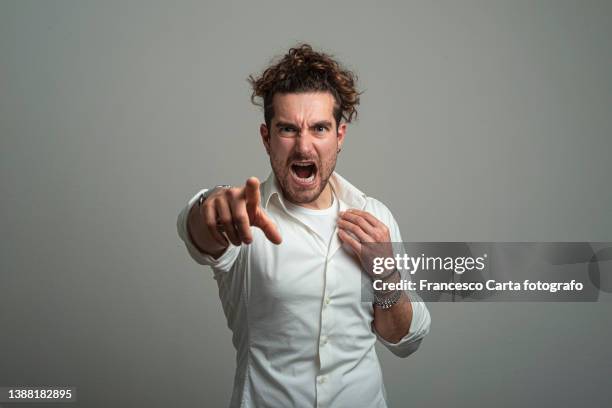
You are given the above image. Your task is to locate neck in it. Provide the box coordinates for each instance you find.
[295,183,333,210]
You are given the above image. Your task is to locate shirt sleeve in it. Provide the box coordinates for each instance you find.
[373,290,431,358]
[372,202,432,358]
[176,188,240,273]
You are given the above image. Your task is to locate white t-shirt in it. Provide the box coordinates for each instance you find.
[283,190,340,248]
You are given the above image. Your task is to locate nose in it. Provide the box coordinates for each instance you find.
[294,131,315,155]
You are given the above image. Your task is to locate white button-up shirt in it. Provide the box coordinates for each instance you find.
[177,172,431,408]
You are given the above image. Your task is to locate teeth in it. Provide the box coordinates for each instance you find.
[295,174,315,182]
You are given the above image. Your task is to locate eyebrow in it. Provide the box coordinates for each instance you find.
[275,121,333,129]
[312,121,333,128]
[275,122,297,129]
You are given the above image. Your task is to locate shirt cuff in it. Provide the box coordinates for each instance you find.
[373,290,431,358]
[176,188,240,272]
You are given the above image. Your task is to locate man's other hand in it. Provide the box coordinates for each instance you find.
[337,209,394,279]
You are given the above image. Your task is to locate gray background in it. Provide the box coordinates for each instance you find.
[1,0,611,407]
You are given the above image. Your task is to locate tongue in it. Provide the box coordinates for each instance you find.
[294,165,313,179]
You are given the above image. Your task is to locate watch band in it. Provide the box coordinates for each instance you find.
[373,288,402,310]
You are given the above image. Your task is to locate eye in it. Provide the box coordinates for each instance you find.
[314,125,328,133]
[280,126,297,134]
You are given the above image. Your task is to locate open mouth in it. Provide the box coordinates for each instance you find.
[290,161,317,184]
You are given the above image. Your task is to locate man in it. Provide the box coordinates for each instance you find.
[177,43,430,408]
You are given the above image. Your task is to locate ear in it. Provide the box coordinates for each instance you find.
[336,122,347,152]
[260,123,271,155]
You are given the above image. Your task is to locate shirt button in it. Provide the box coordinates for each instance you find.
[321,336,328,346]
[318,376,327,384]
[325,297,331,305]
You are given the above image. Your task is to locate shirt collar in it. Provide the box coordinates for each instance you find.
[261,171,367,211]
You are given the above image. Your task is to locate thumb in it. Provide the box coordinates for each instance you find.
[253,208,283,245]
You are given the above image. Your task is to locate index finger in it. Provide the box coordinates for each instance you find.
[244,177,261,212]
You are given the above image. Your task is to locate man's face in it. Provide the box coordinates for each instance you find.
[260,92,346,205]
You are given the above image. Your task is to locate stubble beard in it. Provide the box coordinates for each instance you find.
[270,151,338,205]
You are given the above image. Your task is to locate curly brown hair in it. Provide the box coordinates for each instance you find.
[248,43,361,130]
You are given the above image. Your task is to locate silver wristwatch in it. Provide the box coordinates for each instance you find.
[373,289,402,310]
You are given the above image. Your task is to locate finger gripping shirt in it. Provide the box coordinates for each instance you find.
[177,172,431,408]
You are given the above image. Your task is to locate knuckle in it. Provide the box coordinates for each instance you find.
[203,198,215,210]
[211,189,224,200]
[213,194,227,207]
